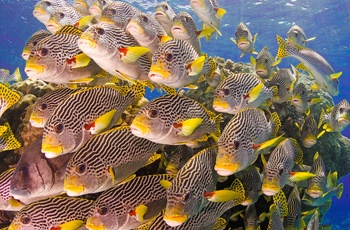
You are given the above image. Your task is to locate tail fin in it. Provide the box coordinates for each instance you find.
[275,35,289,59]
[270,112,281,137]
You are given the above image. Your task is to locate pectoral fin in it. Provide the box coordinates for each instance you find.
[84,110,116,134]
[187,56,205,76]
[118,46,150,63]
[173,118,203,136]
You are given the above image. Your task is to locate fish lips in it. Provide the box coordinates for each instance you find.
[9,187,31,200]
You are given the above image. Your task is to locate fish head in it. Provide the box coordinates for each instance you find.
[9,139,53,200]
[255,50,273,78]
[42,117,80,158]
[86,202,121,230]
[64,158,110,196]
[126,13,156,43]
[306,184,324,199]
[9,212,36,230]
[33,1,52,24]
[22,47,31,61]
[215,137,252,176]
[155,2,173,23]
[78,24,115,58]
[171,12,195,40]
[326,78,339,96]
[235,23,252,51]
[25,40,65,80]
[262,163,285,196]
[190,0,209,11]
[30,99,52,128]
[335,100,350,126]
[213,86,241,114]
[302,134,317,148]
[100,2,134,29]
[89,0,110,18]
[130,104,168,142]
[287,25,307,46]
[46,11,68,34]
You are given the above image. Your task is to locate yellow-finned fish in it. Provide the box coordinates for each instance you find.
[154,2,176,36]
[46,6,83,34]
[287,25,316,47]
[251,46,280,79]
[231,22,258,58]
[306,152,326,198]
[131,94,221,146]
[32,0,71,25]
[22,30,51,60]
[0,68,22,86]
[276,35,342,96]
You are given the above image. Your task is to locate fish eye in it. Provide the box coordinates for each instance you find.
[39,103,48,111]
[59,13,65,19]
[20,216,31,224]
[98,206,109,215]
[32,41,38,46]
[222,88,230,96]
[44,1,52,6]
[233,140,240,150]
[96,28,105,35]
[101,0,106,5]
[141,15,148,23]
[54,123,64,133]
[76,164,86,174]
[163,5,168,10]
[265,59,268,64]
[340,108,344,113]
[148,109,158,118]
[183,16,188,23]
[109,9,117,15]
[19,167,29,176]
[165,52,173,61]
[37,48,49,57]
[182,191,191,202]
[278,168,284,176]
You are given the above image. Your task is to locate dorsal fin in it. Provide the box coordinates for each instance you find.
[55,25,83,36]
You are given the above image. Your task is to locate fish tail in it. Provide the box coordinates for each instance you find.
[11,67,22,83]
[318,108,326,129]
[272,190,288,217]
[270,112,281,137]
[2,123,21,151]
[275,35,289,59]
[337,183,344,199]
[290,138,304,165]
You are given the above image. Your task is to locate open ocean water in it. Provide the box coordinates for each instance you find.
[0,0,349,228]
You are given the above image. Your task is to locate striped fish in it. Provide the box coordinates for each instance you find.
[85,174,175,230]
[216,108,280,176]
[231,22,258,58]
[213,73,276,114]
[267,204,284,230]
[306,152,326,198]
[163,146,218,227]
[149,38,215,89]
[287,25,315,47]
[33,0,71,25]
[41,83,144,158]
[262,138,297,196]
[235,165,262,206]
[154,2,176,36]
[25,25,102,84]
[190,0,226,40]
[46,6,83,33]
[0,168,25,211]
[166,145,194,174]
[251,46,279,79]
[319,99,350,133]
[290,83,312,114]
[0,83,20,118]
[307,210,319,230]
[78,22,151,84]
[0,68,22,86]
[22,30,51,60]
[64,126,161,196]
[171,12,203,54]
[126,12,167,54]
[30,87,77,128]
[299,115,318,148]
[73,0,95,15]
[10,139,72,204]
[283,186,301,230]
[244,204,259,230]
[276,35,341,96]
[268,68,297,103]
[131,94,221,145]
[99,1,141,29]
[9,197,93,229]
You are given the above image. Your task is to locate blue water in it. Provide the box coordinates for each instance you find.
[0,0,349,227]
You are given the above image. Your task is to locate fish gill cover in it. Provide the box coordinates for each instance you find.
[0,0,349,229]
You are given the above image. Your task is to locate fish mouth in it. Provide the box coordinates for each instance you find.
[241,198,253,206]
[303,136,316,148]
[148,72,168,83]
[21,52,30,60]
[212,99,229,112]
[29,116,44,128]
[74,1,86,8]
[78,37,97,49]
[33,8,45,17]
[63,175,85,196]
[163,213,188,227]
[338,117,349,125]
[154,12,166,18]
[125,22,142,35]
[25,64,44,77]
[41,136,63,158]
[237,41,250,50]
[46,22,60,34]
[306,189,323,198]
[190,0,205,8]
[9,187,31,200]
[214,165,238,176]
[86,216,105,230]
[256,69,268,76]
[261,184,280,196]
[130,116,150,136]
[172,26,184,32]
[89,6,102,17]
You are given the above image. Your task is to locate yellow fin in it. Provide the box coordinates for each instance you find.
[336,183,344,199]
[160,35,172,44]
[255,134,285,152]
[330,71,342,80]
[289,171,316,182]
[144,153,161,167]
[58,220,84,230]
[246,82,264,103]
[252,33,258,44]
[119,174,136,185]
[118,46,150,63]
[271,58,282,67]
[9,198,24,208]
[184,84,198,89]
[69,77,94,84]
[272,190,288,217]
[69,53,91,69]
[270,112,281,137]
[305,37,316,42]
[56,25,83,36]
[174,118,203,136]
[91,109,116,134]
[230,37,237,45]
[204,190,242,202]
[197,27,215,39]
[187,56,205,76]
[250,56,256,66]
[0,125,8,136]
[311,84,319,91]
[275,35,289,58]
[260,154,267,166]
[309,98,322,105]
[12,67,22,82]
[213,217,227,230]
[0,83,21,117]
[296,62,309,72]
[323,123,334,132]
[215,7,226,19]
[131,204,148,222]
[160,179,172,189]
[1,122,21,151]
[75,15,94,30]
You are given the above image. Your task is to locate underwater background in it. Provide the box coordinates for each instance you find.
[0,0,349,228]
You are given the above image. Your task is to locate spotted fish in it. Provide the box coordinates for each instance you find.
[154,2,176,36]
[267,204,284,230]
[290,83,321,115]
[306,152,326,198]
[276,35,342,96]
[213,73,277,114]
[283,186,301,230]
[0,123,21,153]
[78,22,151,84]
[287,25,315,47]
[267,68,297,103]
[166,145,194,174]
[85,174,175,230]
[250,46,280,79]
[46,6,83,33]
[131,94,221,145]
[163,146,218,227]
[0,168,25,211]
[9,197,93,230]
[244,204,259,230]
[298,115,318,148]
[64,126,161,196]
[99,1,141,29]
[10,139,72,204]
[215,108,281,176]
[30,87,77,128]
[25,25,102,84]
[231,22,258,58]
[22,30,51,60]
[149,38,215,89]
[41,82,145,158]
[0,83,21,117]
